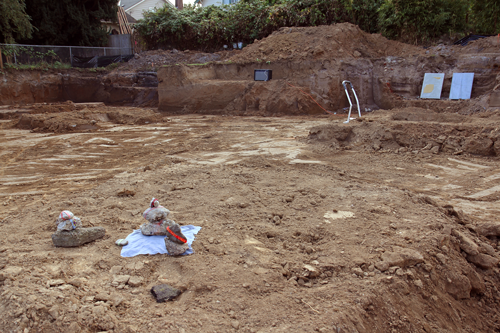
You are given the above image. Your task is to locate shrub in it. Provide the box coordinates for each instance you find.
[135,0,382,51]
[378,0,469,44]
[471,0,500,34]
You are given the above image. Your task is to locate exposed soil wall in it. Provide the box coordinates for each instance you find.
[0,71,158,107]
[156,23,500,116]
[157,54,499,115]
[308,107,500,156]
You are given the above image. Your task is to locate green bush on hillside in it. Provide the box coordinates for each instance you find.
[135,0,497,51]
[135,0,378,51]
[378,0,469,43]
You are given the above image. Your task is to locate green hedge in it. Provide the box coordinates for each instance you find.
[378,0,469,44]
[135,0,365,51]
[135,0,498,51]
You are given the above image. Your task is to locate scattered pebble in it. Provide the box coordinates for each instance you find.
[115,239,128,246]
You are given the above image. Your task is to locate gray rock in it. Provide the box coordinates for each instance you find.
[56,216,82,231]
[51,227,105,247]
[476,223,500,237]
[128,276,144,287]
[165,239,189,256]
[165,223,187,243]
[112,275,130,286]
[115,239,128,246]
[151,284,181,303]
[143,205,170,222]
[452,229,479,255]
[445,272,471,299]
[380,246,424,268]
[375,261,389,272]
[467,253,499,269]
[436,253,447,264]
[463,265,486,294]
[351,267,364,277]
[140,220,172,236]
[231,320,240,330]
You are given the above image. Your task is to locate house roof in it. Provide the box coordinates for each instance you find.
[120,0,142,10]
[125,12,137,23]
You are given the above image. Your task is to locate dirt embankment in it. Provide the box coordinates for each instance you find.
[157,23,500,116]
[308,107,500,156]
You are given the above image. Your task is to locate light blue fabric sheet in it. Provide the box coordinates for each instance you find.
[120,225,202,257]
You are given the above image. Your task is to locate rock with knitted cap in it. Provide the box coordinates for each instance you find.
[51,210,105,247]
[140,198,174,236]
[55,210,82,231]
[164,223,189,255]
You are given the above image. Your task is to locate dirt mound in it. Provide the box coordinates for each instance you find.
[14,106,169,133]
[223,80,328,116]
[16,113,100,133]
[117,49,238,72]
[229,23,424,63]
[29,101,77,114]
[461,35,500,54]
[308,107,500,156]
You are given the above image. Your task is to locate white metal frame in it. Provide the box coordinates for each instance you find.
[342,80,361,123]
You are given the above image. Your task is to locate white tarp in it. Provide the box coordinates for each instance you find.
[420,73,445,99]
[449,73,474,100]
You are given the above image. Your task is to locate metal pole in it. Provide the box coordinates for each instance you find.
[69,47,72,67]
[14,51,17,65]
[104,47,106,56]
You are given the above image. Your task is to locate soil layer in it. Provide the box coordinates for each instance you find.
[1,108,500,333]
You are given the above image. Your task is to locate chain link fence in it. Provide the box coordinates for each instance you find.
[0,43,133,67]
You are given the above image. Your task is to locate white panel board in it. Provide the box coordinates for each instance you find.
[420,73,445,99]
[449,73,474,100]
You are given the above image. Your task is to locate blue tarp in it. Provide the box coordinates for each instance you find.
[120,225,202,257]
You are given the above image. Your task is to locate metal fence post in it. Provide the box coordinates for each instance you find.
[104,47,106,56]
[69,47,72,67]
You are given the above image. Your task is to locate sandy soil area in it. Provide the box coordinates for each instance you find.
[1,105,500,332]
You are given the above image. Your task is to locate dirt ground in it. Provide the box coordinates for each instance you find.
[1,23,500,333]
[1,105,500,333]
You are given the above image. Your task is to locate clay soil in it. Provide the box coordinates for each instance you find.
[2,23,500,333]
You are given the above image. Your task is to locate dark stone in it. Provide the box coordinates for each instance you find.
[166,223,187,244]
[51,227,106,247]
[151,284,181,303]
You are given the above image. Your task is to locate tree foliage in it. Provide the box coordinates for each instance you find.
[378,0,469,43]
[21,0,118,46]
[135,0,498,51]
[0,0,33,44]
[135,0,377,51]
[471,0,500,34]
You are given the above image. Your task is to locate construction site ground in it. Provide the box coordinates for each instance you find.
[1,23,500,333]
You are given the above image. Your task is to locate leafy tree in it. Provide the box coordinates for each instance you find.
[22,0,118,46]
[346,0,383,33]
[0,0,33,44]
[136,0,358,51]
[471,0,500,34]
[378,0,469,43]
